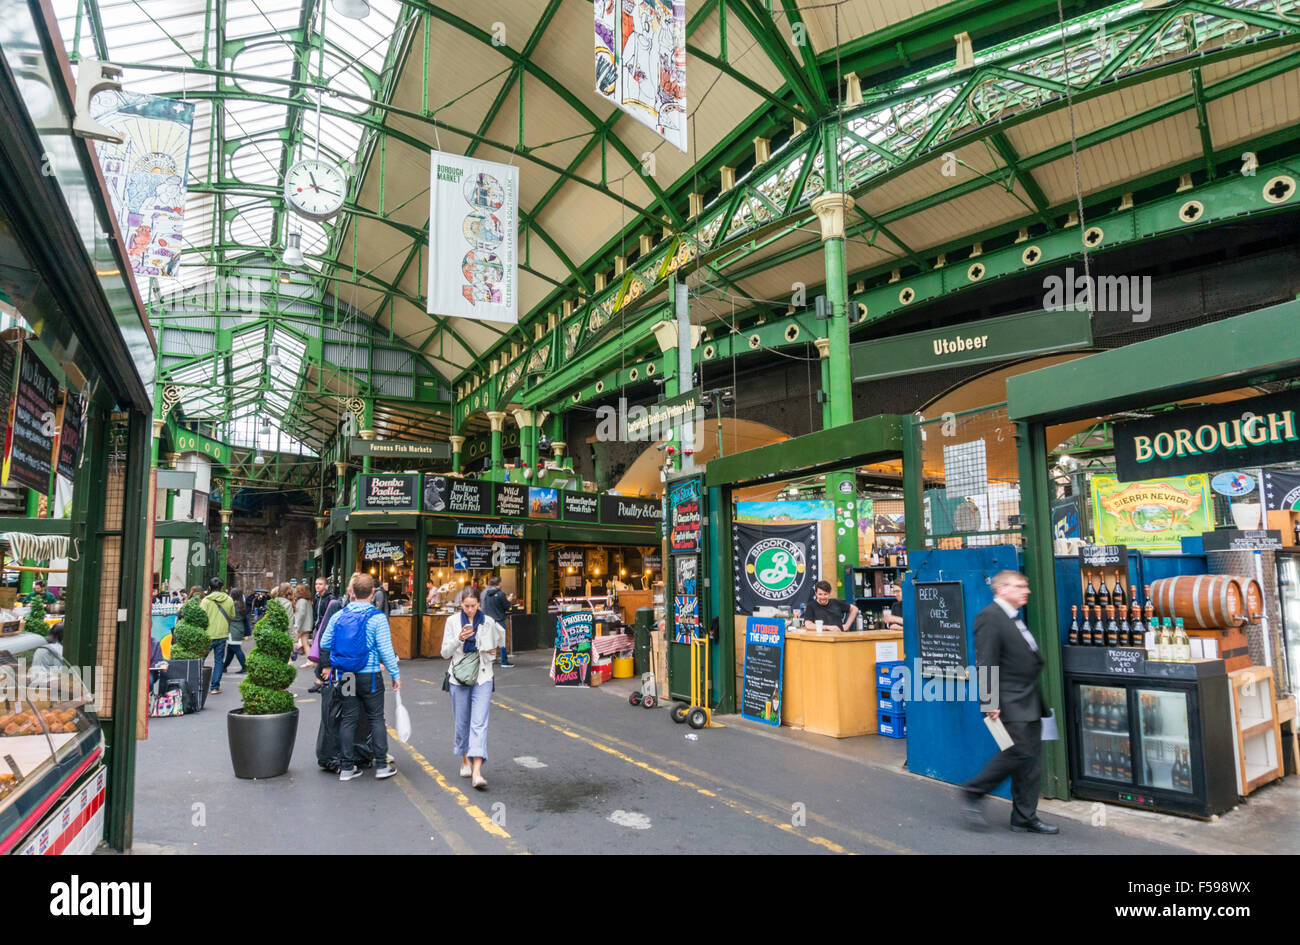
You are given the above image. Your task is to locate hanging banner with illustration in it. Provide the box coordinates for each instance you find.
[92,91,195,278]
[427,151,519,324]
[1090,474,1212,551]
[594,0,688,153]
[672,554,699,643]
[732,522,819,615]
[552,611,594,687]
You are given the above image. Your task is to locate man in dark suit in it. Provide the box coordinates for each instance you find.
[961,570,1058,835]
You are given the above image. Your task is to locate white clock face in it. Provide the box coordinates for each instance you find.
[284,159,346,221]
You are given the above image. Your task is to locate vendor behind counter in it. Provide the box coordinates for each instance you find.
[802,580,858,632]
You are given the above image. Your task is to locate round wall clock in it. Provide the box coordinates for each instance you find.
[283,158,346,221]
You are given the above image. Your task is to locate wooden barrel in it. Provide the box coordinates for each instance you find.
[1241,578,1263,621]
[1150,575,1246,629]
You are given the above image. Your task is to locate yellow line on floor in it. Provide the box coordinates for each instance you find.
[390,771,474,855]
[497,694,914,855]
[387,728,527,854]
[493,695,849,853]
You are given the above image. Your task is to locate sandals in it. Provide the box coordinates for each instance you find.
[459,762,472,778]
[472,773,487,790]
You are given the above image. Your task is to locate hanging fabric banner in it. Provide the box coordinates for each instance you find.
[595,0,688,153]
[427,151,519,324]
[1263,470,1300,511]
[732,522,820,615]
[92,91,195,279]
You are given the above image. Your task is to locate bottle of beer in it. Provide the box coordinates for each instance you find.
[1105,605,1121,648]
[1084,572,1097,606]
[1097,572,1111,608]
[1129,603,1144,647]
[1068,605,1080,646]
[1112,571,1127,608]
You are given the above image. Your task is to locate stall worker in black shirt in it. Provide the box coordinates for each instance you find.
[802,580,859,632]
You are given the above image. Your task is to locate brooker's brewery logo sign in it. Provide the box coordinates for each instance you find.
[744,538,805,602]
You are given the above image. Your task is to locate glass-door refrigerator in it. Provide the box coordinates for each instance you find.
[1063,647,1237,817]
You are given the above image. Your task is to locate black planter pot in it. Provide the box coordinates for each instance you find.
[227,707,299,779]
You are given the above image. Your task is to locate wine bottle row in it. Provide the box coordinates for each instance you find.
[1086,735,1132,781]
[1065,582,1195,661]
[1082,688,1129,732]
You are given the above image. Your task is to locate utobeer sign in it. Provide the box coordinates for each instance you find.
[1114,391,1300,481]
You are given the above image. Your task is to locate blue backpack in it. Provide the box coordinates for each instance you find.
[330,606,377,672]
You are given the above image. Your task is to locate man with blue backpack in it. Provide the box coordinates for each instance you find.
[320,573,401,781]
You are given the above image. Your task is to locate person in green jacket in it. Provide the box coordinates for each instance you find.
[200,578,237,695]
[23,581,56,606]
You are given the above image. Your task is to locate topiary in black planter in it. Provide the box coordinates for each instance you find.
[227,600,298,778]
[165,600,213,713]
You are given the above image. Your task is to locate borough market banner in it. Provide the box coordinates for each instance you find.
[427,151,519,323]
[595,0,687,153]
[1090,474,1212,551]
[732,522,820,615]
[92,91,195,279]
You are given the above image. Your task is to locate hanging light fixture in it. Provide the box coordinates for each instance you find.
[282,230,304,268]
[332,0,370,18]
[267,344,282,371]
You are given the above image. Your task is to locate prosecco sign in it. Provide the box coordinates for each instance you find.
[1114,391,1300,481]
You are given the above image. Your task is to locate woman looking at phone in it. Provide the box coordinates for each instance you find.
[441,590,504,789]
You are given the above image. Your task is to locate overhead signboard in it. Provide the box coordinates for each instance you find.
[1090,474,1211,551]
[668,477,703,552]
[156,469,197,491]
[491,541,522,566]
[602,494,661,528]
[456,521,523,540]
[362,539,406,561]
[349,438,450,460]
[1114,390,1300,481]
[453,544,493,570]
[850,308,1093,383]
[424,475,490,515]
[358,474,419,511]
[494,482,527,518]
[528,486,558,519]
[56,389,84,480]
[562,490,600,523]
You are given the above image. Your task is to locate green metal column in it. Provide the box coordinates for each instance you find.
[104,409,152,851]
[513,410,535,472]
[449,435,464,474]
[817,344,833,429]
[813,125,854,428]
[161,488,175,588]
[825,470,859,599]
[1016,420,1068,800]
[710,484,735,714]
[487,411,506,475]
[65,398,108,673]
[902,414,927,551]
[533,538,550,643]
[360,399,375,475]
[217,483,231,582]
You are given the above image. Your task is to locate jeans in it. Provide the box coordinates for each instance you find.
[451,679,492,760]
[224,642,246,672]
[339,672,388,769]
[209,639,227,690]
[499,639,510,664]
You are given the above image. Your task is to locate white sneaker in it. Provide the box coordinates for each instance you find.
[375,763,397,780]
[459,762,472,778]
[339,766,362,782]
[472,773,487,790]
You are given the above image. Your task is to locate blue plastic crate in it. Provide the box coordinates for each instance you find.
[878,711,907,738]
[878,695,906,715]
[876,659,906,690]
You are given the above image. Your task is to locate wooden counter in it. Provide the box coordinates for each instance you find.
[388,615,415,660]
[781,629,904,738]
[421,615,450,658]
[617,589,652,625]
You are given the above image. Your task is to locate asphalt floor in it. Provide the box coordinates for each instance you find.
[130,649,1299,855]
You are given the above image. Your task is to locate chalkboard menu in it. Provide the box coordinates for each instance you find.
[427,545,451,566]
[600,494,660,527]
[1200,529,1283,551]
[424,476,489,514]
[7,343,58,492]
[562,490,600,522]
[358,474,419,510]
[915,581,969,679]
[1105,648,1145,676]
[57,390,84,480]
[668,477,703,552]
[494,482,527,518]
[740,616,786,726]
